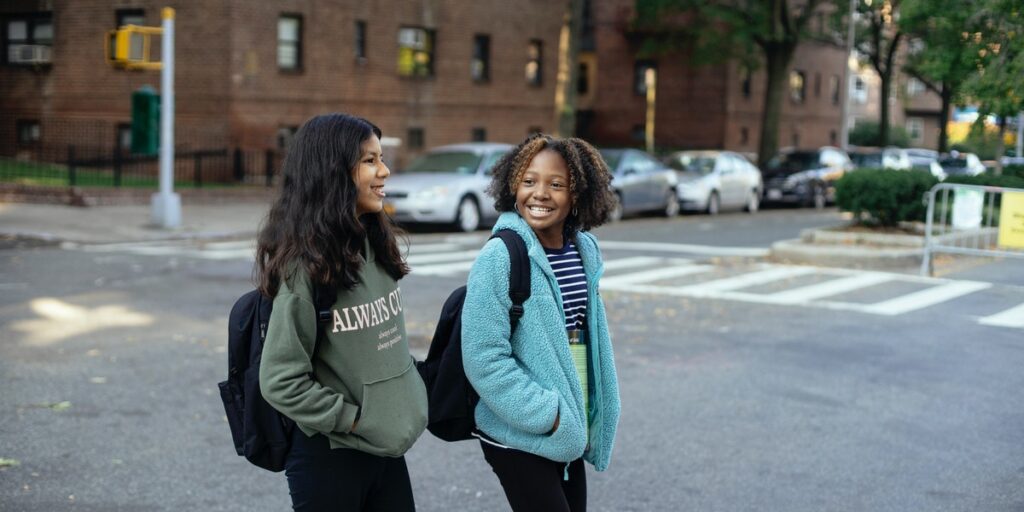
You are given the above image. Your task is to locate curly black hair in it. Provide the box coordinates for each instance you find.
[486,133,616,234]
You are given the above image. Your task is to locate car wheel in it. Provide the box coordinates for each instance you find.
[608,192,623,222]
[745,189,760,213]
[455,196,481,232]
[663,190,680,217]
[706,191,720,215]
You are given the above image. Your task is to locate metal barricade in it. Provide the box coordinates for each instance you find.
[921,182,1024,276]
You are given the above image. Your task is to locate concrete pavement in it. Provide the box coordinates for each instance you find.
[0,201,271,245]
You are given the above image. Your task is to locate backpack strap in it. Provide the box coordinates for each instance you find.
[490,229,530,332]
[312,284,336,351]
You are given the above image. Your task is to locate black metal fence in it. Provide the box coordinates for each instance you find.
[1,145,283,188]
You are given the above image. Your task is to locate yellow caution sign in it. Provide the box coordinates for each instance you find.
[998,192,1024,249]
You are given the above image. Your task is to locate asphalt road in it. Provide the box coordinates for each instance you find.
[2,208,1023,511]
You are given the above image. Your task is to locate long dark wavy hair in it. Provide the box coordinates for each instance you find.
[486,133,617,234]
[256,113,409,297]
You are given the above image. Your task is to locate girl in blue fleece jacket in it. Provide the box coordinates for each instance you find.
[462,134,622,512]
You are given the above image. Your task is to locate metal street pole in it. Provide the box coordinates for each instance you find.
[1017,112,1023,159]
[645,67,656,154]
[839,0,857,151]
[151,7,180,228]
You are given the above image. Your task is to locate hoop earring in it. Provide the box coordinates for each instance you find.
[514,203,521,214]
[572,207,578,217]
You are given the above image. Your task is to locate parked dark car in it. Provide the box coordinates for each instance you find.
[761,147,853,209]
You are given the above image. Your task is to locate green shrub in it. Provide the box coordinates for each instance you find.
[834,168,939,227]
[943,173,1024,189]
[848,121,911,147]
[1001,164,1024,180]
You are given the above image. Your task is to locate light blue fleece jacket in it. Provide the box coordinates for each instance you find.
[462,212,621,471]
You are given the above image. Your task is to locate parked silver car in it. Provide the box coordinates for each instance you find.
[938,152,986,177]
[849,147,912,170]
[599,148,679,221]
[383,143,512,232]
[906,148,947,180]
[663,150,763,214]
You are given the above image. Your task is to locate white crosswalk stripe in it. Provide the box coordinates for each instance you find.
[65,238,1023,327]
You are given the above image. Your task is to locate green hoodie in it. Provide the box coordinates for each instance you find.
[259,240,427,457]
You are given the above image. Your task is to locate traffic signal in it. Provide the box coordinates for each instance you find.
[131,86,160,155]
[106,25,163,70]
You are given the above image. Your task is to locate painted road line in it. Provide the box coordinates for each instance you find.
[674,265,817,295]
[602,256,667,271]
[407,250,480,265]
[978,303,1024,328]
[410,260,477,276]
[599,240,768,257]
[767,272,896,304]
[860,281,992,316]
[600,265,714,287]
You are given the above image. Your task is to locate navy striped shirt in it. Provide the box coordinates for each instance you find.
[544,241,587,330]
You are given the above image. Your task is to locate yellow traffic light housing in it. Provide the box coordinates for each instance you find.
[106,24,163,70]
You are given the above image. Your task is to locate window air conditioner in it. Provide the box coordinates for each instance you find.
[9,44,52,64]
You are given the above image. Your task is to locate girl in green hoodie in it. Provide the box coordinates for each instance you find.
[256,113,428,511]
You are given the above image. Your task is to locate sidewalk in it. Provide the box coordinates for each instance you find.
[0,201,271,245]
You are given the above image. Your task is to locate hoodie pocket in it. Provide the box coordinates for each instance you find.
[355,358,428,456]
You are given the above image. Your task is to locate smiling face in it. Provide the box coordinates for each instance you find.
[515,149,573,248]
[351,134,390,216]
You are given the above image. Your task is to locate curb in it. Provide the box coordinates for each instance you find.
[769,238,923,270]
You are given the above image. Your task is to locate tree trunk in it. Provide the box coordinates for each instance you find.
[995,116,1007,175]
[878,69,892,146]
[757,43,796,168]
[553,0,584,138]
[938,83,951,153]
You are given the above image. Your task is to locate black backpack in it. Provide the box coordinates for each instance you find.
[417,229,530,442]
[218,284,334,472]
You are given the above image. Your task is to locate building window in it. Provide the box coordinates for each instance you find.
[116,9,145,27]
[830,130,837,145]
[814,73,821,98]
[278,15,302,71]
[16,119,40,145]
[830,75,841,105]
[853,76,867,104]
[740,127,749,145]
[398,27,434,77]
[577,62,589,94]
[526,40,543,86]
[471,127,487,142]
[634,60,657,96]
[355,20,367,60]
[741,69,752,98]
[4,14,53,65]
[631,124,645,141]
[907,77,925,97]
[407,127,424,149]
[906,118,924,142]
[789,70,806,103]
[791,132,800,147]
[471,34,490,82]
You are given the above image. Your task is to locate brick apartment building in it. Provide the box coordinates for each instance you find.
[1,0,563,168]
[3,0,855,179]
[577,0,848,155]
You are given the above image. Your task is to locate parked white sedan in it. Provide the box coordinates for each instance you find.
[383,143,511,232]
[663,150,763,214]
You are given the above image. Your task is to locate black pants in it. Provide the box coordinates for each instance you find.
[284,429,415,512]
[480,440,587,512]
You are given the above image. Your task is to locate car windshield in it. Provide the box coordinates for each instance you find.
[404,151,482,175]
[598,149,623,171]
[766,152,819,171]
[939,158,967,168]
[851,153,882,167]
[668,155,716,175]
